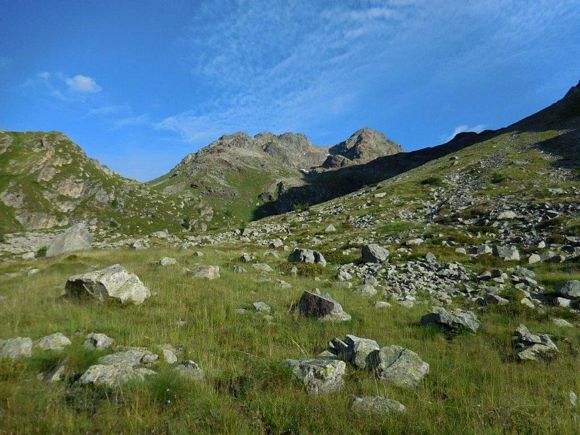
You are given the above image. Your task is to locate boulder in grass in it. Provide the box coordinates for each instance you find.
[46,223,92,258]
[329,335,380,370]
[0,337,32,359]
[514,324,559,362]
[361,244,389,263]
[84,333,114,350]
[79,364,156,387]
[190,265,220,280]
[65,265,151,305]
[173,360,204,380]
[288,248,327,267]
[98,348,158,367]
[369,345,429,388]
[351,396,407,415]
[284,359,346,395]
[558,280,580,300]
[296,290,351,322]
[35,333,71,351]
[421,307,480,333]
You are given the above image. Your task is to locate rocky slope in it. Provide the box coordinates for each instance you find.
[0,131,192,235]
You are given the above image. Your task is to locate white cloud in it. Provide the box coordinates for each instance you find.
[88,104,131,116]
[113,113,150,129]
[445,124,486,142]
[65,74,102,93]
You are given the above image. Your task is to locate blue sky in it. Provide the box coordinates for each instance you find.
[1,0,579,181]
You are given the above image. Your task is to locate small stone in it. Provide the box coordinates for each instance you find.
[375,301,391,308]
[253,301,272,313]
[370,345,429,388]
[157,257,177,266]
[253,263,273,273]
[288,248,327,267]
[0,337,32,359]
[514,324,559,361]
[284,359,346,394]
[354,284,378,297]
[296,290,351,322]
[361,244,389,263]
[173,360,204,380]
[528,254,541,264]
[558,281,580,300]
[79,364,156,387]
[421,307,480,333]
[552,318,573,328]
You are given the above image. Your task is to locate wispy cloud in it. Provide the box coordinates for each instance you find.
[28,72,102,101]
[113,113,150,129]
[87,104,131,116]
[64,74,102,93]
[156,0,578,147]
[445,124,487,142]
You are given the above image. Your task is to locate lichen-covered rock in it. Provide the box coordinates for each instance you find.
[79,364,156,387]
[46,223,92,257]
[34,333,71,351]
[370,345,429,388]
[558,280,580,300]
[0,337,32,359]
[514,324,559,361]
[296,290,351,321]
[421,307,480,333]
[284,358,346,394]
[157,257,177,266]
[351,396,407,415]
[65,264,151,305]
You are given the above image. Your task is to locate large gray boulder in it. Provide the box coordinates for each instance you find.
[558,280,580,300]
[65,264,151,305]
[284,359,346,394]
[46,223,92,257]
[288,248,327,267]
[421,307,480,333]
[351,396,407,415]
[296,290,351,321]
[369,345,429,388]
[514,324,559,361]
[79,364,156,387]
[0,337,32,359]
[361,244,389,263]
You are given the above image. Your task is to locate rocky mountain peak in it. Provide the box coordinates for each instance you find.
[323,127,403,169]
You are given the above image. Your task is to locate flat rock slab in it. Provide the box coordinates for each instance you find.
[351,396,407,415]
[285,359,346,394]
[370,345,429,388]
[79,364,156,387]
[0,337,32,359]
[65,264,151,305]
[421,307,480,333]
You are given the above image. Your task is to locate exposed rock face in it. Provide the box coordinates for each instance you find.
[284,359,346,394]
[296,290,351,321]
[514,324,559,361]
[361,244,389,263]
[351,396,407,415]
[0,337,33,359]
[79,364,156,387]
[46,223,92,257]
[323,128,403,169]
[65,264,151,305]
[421,307,480,333]
[370,345,429,388]
[288,248,327,266]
